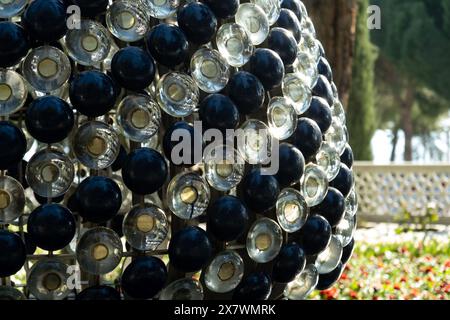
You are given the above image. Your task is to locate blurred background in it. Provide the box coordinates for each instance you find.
[304,0,450,300]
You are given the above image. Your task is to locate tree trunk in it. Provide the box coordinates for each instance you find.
[400,86,415,161]
[303,0,358,107]
[390,126,399,162]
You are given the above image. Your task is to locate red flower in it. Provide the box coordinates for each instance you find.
[394,283,401,290]
[349,291,358,299]
[340,273,348,280]
[321,287,338,300]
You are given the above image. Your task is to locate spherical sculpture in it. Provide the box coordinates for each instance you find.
[0,0,358,301]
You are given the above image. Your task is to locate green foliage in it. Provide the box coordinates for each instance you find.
[347,0,377,160]
[394,205,440,234]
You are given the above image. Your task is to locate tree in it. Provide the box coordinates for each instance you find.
[371,0,450,161]
[303,0,358,106]
[346,0,377,160]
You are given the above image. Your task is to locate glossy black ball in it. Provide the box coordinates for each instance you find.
[76,176,122,223]
[111,47,155,91]
[340,144,354,169]
[168,226,212,273]
[163,122,200,166]
[316,262,344,291]
[0,22,30,68]
[312,75,334,106]
[22,0,67,42]
[272,243,306,283]
[34,192,64,205]
[341,238,355,264]
[268,28,298,66]
[275,9,302,42]
[0,122,27,170]
[288,118,322,160]
[178,2,217,45]
[248,49,285,90]
[15,232,37,255]
[330,164,354,198]
[121,256,167,299]
[28,204,76,251]
[242,168,280,213]
[69,71,118,117]
[311,187,345,227]
[111,145,128,172]
[122,148,168,195]
[233,272,272,300]
[208,196,249,242]
[294,215,332,256]
[76,285,121,301]
[317,57,333,82]
[25,96,74,144]
[199,94,240,132]
[146,24,189,68]
[302,96,332,133]
[6,160,29,189]
[281,0,304,20]
[72,0,109,17]
[276,143,305,188]
[202,0,239,19]
[227,71,265,115]
[110,214,125,238]
[0,231,26,277]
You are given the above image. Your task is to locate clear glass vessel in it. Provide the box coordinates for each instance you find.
[116,94,161,142]
[284,264,319,300]
[276,188,309,233]
[190,48,230,93]
[76,227,123,275]
[250,0,280,26]
[246,218,283,263]
[167,172,210,220]
[335,209,357,247]
[123,204,169,251]
[282,73,312,115]
[300,163,328,207]
[159,278,203,300]
[237,119,273,165]
[73,121,120,170]
[267,97,297,140]
[235,3,269,45]
[204,250,244,293]
[22,46,71,93]
[0,69,27,116]
[315,142,341,181]
[27,259,70,300]
[26,147,74,199]
[216,23,254,67]
[315,235,343,274]
[0,175,25,224]
[325,119,349,156]
[0,0,28,19]
[145,0,180,19]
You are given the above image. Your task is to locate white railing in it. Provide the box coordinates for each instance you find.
[353,162,450,225]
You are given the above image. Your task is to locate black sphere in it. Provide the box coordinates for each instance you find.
[312,75,334,106]
[341,238,355,264]
[272,243,306,283]
[207,196,250,242]
[289,118,322,160]
[75,176,122,223]
[340,144,354,169]
[275,9,302,42]
[316,262,344,291]
[72,0,109,17]
[168,226,212,273]
[122,148,168,195]
[294,215,332,256]
[28,204,76,251]
[178,2,217,45]
[0,22,30,68]
[268,28,298,66]
[0,121,27,170]
[111,145,128,172]
[242,168,280,213]
[121,256,167,299]
[76,285,121,301]
[199,94,240,132]
[248,48,285,90]
[302,96,332,133]
[146,24,189,68]
[34,192,65,205]
[22,0,67,42]
[163,121,200,166]
[311,187,346,227]
[0,231,26,277]
[202,0,239,19]
[6,160,29,189]
[227,71,265,115]
[15,232,37,255]
[317,57,333,82]
[330,164,354,198]
[281,0,304,21]
[110,214,125,238]
[233,272,272,300]
[276,143,305,188]
[111,46,156,91]
[25,96,74,144]
[69,71,118,117]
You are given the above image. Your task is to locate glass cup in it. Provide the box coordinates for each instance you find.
[0,175,25,224]
[0,69,27,116]
[300,163,329,207]
[267,96,297,140]
[204,250,245,293]
[216,23,254,67]
[235,3,270,45]
[276,188,309,233]
[190,48,230,93]
[159,278,203,300]
[27,259,71,300]
[246,218,283,263]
